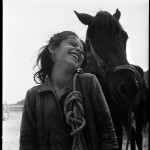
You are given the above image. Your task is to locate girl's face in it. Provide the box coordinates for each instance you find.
[53,36,85,70]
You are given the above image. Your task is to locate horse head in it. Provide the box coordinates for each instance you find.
[75,9,139,106]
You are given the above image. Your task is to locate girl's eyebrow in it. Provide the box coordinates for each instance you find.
[67,39,84,50]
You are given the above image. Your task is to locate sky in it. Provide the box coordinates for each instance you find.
[3,0,149,104]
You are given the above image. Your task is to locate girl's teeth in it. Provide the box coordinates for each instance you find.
[71,54,78,60]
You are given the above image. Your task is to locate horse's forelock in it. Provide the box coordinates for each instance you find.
[88,11,121,38]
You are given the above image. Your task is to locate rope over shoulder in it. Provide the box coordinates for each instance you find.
[64,72,87,150]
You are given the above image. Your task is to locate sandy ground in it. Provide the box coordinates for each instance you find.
[2,111,149,150]
[3,111,22,150]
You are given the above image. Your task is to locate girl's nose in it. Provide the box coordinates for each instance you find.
[75,47,84,55]
[75,47,81,51]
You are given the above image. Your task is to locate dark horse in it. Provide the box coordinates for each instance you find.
[74,9,148,150]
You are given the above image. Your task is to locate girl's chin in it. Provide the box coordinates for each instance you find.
[68,60,80,68]
[67,65,79,73]
[59,60,80,72]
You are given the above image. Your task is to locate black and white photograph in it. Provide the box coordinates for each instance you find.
[3,0,149,150]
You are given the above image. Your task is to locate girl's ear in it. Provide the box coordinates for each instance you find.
[48,46,56,62]
[48,46,55,55]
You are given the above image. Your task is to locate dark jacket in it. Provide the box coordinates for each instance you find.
[19,73,118,150]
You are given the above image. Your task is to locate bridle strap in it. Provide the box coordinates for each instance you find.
[88,40,135,74]
[89,41,111,74]
[113,65,135,73]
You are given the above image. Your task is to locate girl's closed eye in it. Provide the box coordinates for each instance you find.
[69,42,84,54]
[69,41,77,47]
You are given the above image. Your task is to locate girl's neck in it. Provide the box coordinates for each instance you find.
[51,64,74,90]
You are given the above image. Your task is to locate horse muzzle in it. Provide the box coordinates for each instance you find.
[107,67,139,105]
[118,78,139,104]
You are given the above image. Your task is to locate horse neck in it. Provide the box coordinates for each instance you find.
[84,51,100,73]
[94,46,129,68]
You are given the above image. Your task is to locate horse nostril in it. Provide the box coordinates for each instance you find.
[118,81,139,101]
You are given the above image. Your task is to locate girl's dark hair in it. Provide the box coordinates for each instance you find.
[33,31,87,84]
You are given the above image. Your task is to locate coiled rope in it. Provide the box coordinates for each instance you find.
[64,72,87,150]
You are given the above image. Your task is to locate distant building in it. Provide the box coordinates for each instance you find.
[17,99,25,105]
[8,104,23,111]
[3,103,9,120]
[3,103,24,120]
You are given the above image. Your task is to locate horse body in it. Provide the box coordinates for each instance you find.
[75,9,148,150]
[129,65,149,150]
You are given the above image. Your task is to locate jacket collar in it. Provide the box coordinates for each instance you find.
[38,76,74,93]
[38,77,53,93]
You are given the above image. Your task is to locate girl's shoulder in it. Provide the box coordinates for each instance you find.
[78,72,96,80]
[26,84,41,96]
[78,73,98,86]
[78,72,100,87]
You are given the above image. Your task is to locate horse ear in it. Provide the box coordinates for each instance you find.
[74,10,93,26]
[113,9,121,21]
